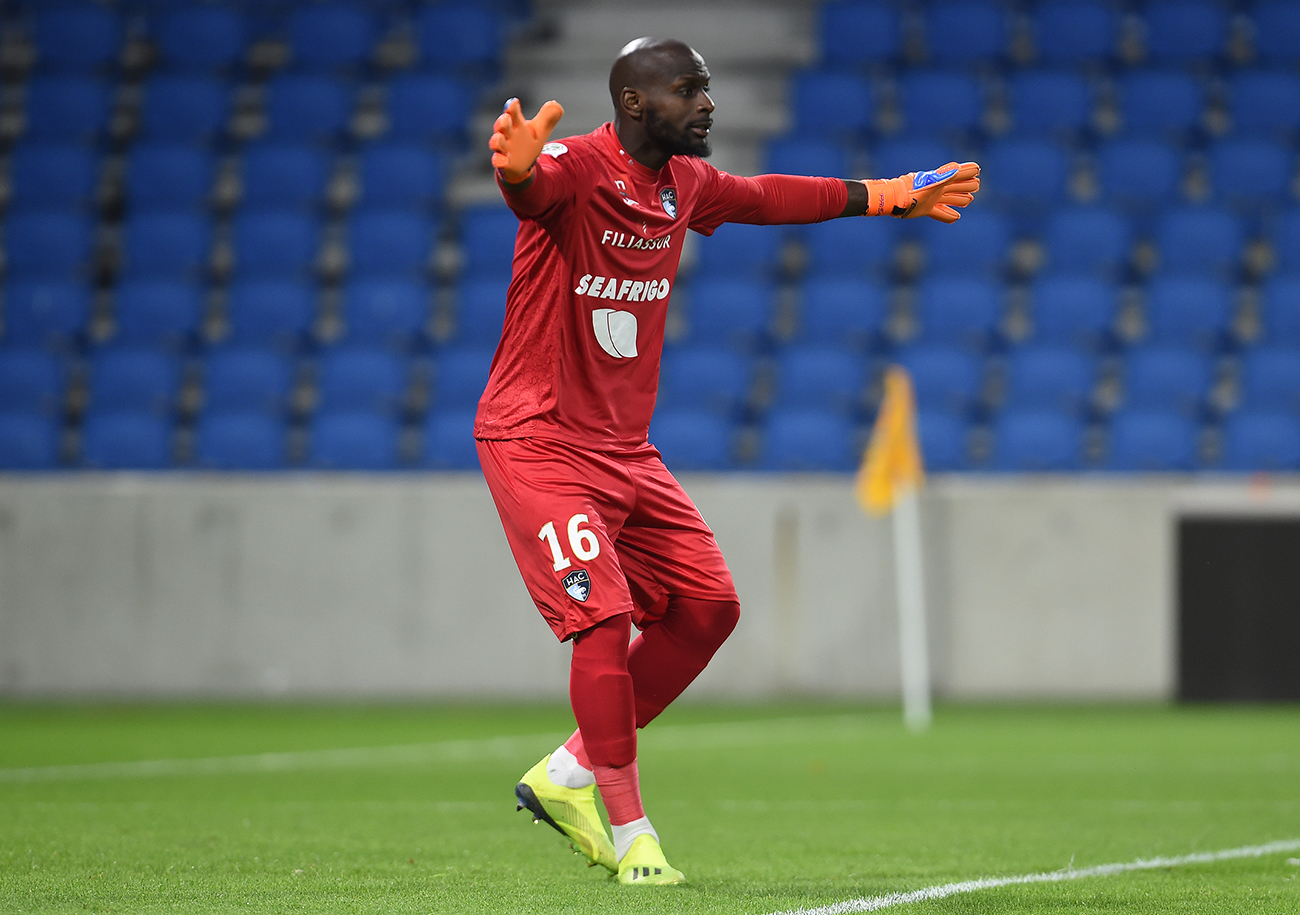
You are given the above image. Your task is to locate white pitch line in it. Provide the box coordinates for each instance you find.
[764,839,1300,915]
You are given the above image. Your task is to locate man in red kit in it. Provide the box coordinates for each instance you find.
[479,37,980,885]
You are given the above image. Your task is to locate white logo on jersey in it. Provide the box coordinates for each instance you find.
[541,142,568,157]
[592,309,639,358]
[601,229,672,250]
[573,274,671,302]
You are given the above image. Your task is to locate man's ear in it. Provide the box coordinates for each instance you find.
[620,87,643,120]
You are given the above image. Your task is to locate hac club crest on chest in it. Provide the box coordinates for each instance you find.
[659,187,677,218]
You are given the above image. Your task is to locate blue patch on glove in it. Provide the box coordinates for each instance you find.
[912,166,958,190]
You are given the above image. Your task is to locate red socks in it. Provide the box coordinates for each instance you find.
[564,598,740,824]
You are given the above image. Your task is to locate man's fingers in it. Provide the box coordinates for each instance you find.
[534,100,564,138]
[928,204,962,223]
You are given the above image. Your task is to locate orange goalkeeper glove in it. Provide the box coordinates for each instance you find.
[489,97,565,184]
[863,161,981,223]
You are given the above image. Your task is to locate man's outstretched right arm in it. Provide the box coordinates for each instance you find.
[490,98,564,193]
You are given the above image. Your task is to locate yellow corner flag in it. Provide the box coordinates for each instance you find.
[856,365,925,515]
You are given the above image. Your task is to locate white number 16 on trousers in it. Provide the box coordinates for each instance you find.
[538,514,601,571]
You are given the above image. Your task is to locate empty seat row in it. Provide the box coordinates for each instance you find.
[818,0,1300,69]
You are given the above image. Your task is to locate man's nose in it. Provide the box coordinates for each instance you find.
[700,90,715,112]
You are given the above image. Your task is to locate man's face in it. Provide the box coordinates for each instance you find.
[642,54,714,158]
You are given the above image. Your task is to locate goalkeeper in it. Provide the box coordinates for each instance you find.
[478,37,979,886]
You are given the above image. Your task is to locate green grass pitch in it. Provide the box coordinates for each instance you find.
[1,702,1298,914]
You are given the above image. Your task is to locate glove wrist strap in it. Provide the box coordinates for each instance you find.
[861,176,912,218]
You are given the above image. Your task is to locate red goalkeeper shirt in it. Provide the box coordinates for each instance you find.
[474,122,849,450]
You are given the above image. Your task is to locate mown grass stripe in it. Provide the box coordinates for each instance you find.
[766,839,1300,915]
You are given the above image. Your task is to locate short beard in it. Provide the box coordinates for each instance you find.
[644,107,711,159]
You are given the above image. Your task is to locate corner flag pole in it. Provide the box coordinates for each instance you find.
[855,366,932,732]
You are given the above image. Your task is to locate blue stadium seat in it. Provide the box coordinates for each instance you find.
[1006,70,1094,138]
[111,279,204,349]
[1154,207,1245,278]
[799,216,894,279]
[693,221,784,279]
[788,70,874,142]
[240,142,331,211]
[1143,276,1233,350]
[916,409,970,470]
[313,346,409,414]
[657,344,753,416]
[817,0,901,68]
[1272,211,1300,274]
[980,139,1070,219]
[346,211,435,278]
[1029,274,1119,349]
[33,5,123,73]
[1140,0,1229,64]
[917,206,1011,276]
[990,408,1085,471]
[287,2,377,73]
[1041,206,1132,278]
[1,279,90,348]
[231,211,320,279]
[912,276,1003,349]
[458,206,518,278]
[194,411,287,470]
[308,409,401,470]
[7,144,98,211]
[432,347,494,409]
[762,137,850,181]
[224,279,317,350]
[649,408,735,470]
[1258,274,1300,343]
[80,410,174,468]
[119,211,212,281]
[385,74,474,146]
[202,346,296,414]
[1001,345,1097,414]
[137,75,230,143]
[1030,0,1119,65]
[770,344,867,414]
[759,407,857,471]
[1208,139,1293,214]
[1104,409,1199,470]
[4,211,94,280]
[339,277,429,349]
[922,0,1010,66]
[1120,345,1213,415]
[414,4,504,78]
[421,407,480,469]
[0,348,65,414]
[683,277,775,349]
[356,143,448,211]
[1236,346,1300,412]
[1226,70,1300,139]
[153,5,246,73]
[868,137,951,187]
[23,75,112,143]
[87,347,182,415]
[1252,0,1300,66]
[893,343,985,416]
[1096,138,1183,215]
[1220,411,1300,471]
[0,411,61,469]
[453,278,508,345]
[796,276,888,348]
[1115,70,1205,140]
[264,75,353,144]
[125,143,215,211]
[897,70,983,138]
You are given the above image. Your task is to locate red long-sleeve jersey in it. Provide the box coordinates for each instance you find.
[474,122,849,450]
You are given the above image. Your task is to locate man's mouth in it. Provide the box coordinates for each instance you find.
[690,121,712,137]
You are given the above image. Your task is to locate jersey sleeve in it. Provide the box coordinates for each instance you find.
[687,166,849,236]
[496,142,582,219]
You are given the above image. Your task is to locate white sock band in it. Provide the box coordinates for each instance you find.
[612,817,658,861]
[546,746,595,789]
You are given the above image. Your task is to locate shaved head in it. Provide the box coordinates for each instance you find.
[608,37,714,167]
[608,37,704,108]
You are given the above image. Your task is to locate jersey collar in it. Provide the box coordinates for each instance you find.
[599,123,664,182]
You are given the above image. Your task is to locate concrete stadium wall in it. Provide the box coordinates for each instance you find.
[2,474,1297,700]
